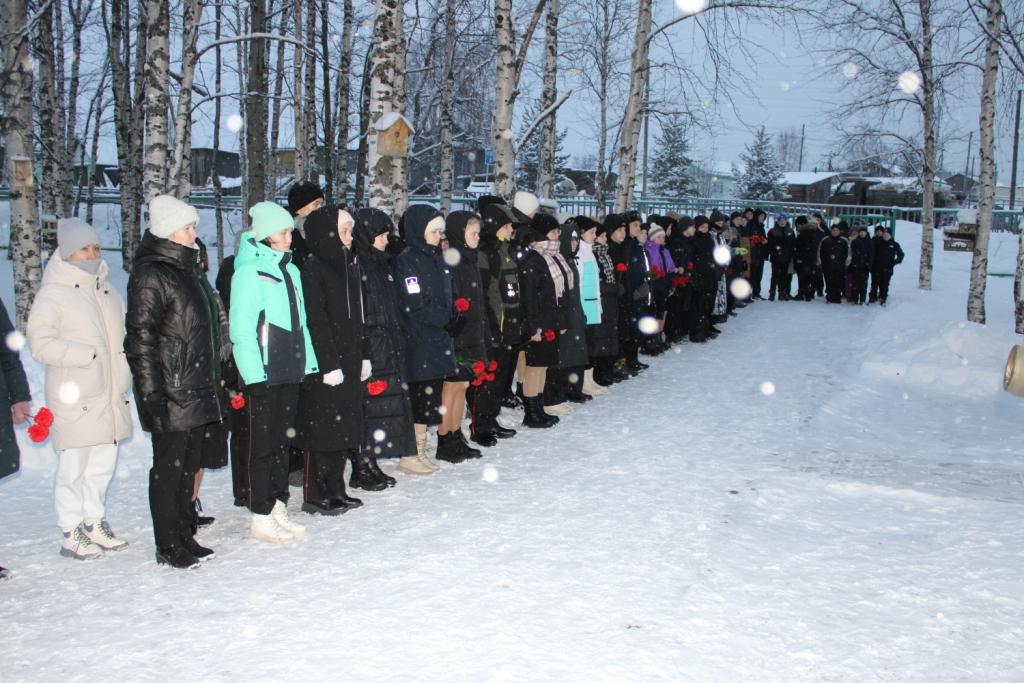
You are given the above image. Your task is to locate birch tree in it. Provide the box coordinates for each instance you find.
[613,0,652,212]
[333,0,355,202]
[1,0,43,326]
[367,0,401,216]
[536,0,559,199]
[391,0,409,216]
[168,0,204,199]
[967,0,1003,325]
[439,0,457,212]
[246,0,270,203]
[142,0,170,204]
[320,0,334,202]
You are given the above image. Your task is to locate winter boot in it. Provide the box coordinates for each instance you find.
[301,497,349,516]
[366,456,396,487]
[493,424,517,438]
[329,478,363,511]
[81,520,129,552]
[522,396,557,428]
[397,455,434,475]
[582,368,608,396]
[271,500,307,539]
[181,534,215,562]
[454,430,484,458]
[349,452,388,492]
[248,513,295,544]
[470,425,498,447]
[155,545,200,569]
[544,401,575,417]
[434,432,468,463]
[60,526,103,560]
[192,499,215,529]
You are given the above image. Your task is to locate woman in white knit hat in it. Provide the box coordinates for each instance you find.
[27,218,133,560]
[125,194,224,569]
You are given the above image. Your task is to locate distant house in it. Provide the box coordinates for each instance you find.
[71,162,119,188]
[783,171,840,203]
[944,173,978,202]
[191,148,241,188]
[562,168,618,198]
[692,165,737,199]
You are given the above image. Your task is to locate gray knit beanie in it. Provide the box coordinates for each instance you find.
[57,217,100,260]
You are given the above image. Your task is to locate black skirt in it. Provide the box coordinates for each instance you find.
[408,379,443,426]
[524,336,559,367]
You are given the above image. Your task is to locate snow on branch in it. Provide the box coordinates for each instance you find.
[515,89,572,153]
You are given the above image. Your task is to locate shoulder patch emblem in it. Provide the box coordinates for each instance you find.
[405,276,421,294]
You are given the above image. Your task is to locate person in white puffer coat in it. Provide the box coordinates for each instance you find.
[26,218,133,560]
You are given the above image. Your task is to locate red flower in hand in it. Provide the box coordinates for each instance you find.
[33,407,54,428]
[650,265,664,278]
[487,360,498,372]
[472,360,486,375]
[230,394,246,410]
[543,329,556,342]
[687,261,694,270]
[366,379,389,396]
[454,297,470,313]
[485,373,496,382]
[27,423,48,443]
[615,263,628,272]
[674,275,689,287]
[471,378,484,387]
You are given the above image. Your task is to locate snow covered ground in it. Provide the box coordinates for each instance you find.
[1,220,1023,681]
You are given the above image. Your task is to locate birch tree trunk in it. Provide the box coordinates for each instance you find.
[246,0,270,202]
[35,0,61,226]
[303,0,318,183]
[537,0,559,199]
[168,0,204,199]
[1,0,43,326]
[320,0,334,203]
[614,0,651,212]
[269,0,286,188]
[492,0,517,201]
[142,0,171,205]
[918,0,936,290]
[390,0,409,217]
[84,70,107,224]
[334,0,354,202]
[439,0,457,213]
[967,0,1002,325]
[293,0,308,181]
[356,43,372,206]
[212,0,224,265]
[1016,214,1024,333]
[367,0,399,216]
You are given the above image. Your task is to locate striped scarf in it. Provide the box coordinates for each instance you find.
[531,239,573,300]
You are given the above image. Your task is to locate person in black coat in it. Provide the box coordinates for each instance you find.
[748,209,768,299]
[818,223,851,304]
[286,181,325,270]
[394,204,456,472]
[871,228,904,305]
[518,213,570,428]
[294,206,368,514]
[688,216,718,342]
[437,211,486,461]
[472,200,521,446]
[606,214,638,374]
[868,226,887,303]
[766,214,795,300]
[545,222,590,407]
[793,216,820,302]
[125,195,222,569]
[589,218,624,384]
[352,208,415,481]
[849,226,874,304]
[0,298,30,580]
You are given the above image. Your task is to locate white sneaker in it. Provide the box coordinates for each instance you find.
[271,500,306,539]
[544,402,575,416]
[82,519,129,551]
[582,369,608,396]
[60,526,104,560]
[248,513,294,544]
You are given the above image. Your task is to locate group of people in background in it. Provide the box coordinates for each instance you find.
[764,212,905,306]
[0,186,906,576]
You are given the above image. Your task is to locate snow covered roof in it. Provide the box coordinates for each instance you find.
[782,172,839,186]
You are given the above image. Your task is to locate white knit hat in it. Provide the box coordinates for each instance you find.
[148,194,200,239]
[647,223,666,242]
[57,217,100,259]
[513,191,540,218]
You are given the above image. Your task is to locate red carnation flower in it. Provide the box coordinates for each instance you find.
[471,378,484,387]
[543,329,556,342]
[33,407,54,428]
[454,297,470,313]
[615,263,628,272]
[487,360,498,372]
[367,379,389,396]
[676,275,689,287]
[485,373,496,382]
[230,394,246,410]
[27,423,48,443]
[687,261,694,270]
[472,360,486,375]
[650,265,664,278]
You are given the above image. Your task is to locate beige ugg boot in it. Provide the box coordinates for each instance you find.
[397,427,438,475]
[544,401,575,416]
[582,368,608,396]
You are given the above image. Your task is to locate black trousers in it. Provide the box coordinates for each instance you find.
[872,270,893,302]
[689,286,714,341]
[814,267,824,296]
[229,405,250,506]
[852,268,870,303]
[150,425,205,549]
[543,366,568,406]
[796,265,816,301]
[824,267,846,303]
[303,449,352,503]
[247,383,299,515]
[471,346,515,434]
[750,257,765,297]
[769,261,792,298]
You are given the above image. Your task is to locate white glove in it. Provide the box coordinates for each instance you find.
[360,359,372,382]
[323,369,344,386]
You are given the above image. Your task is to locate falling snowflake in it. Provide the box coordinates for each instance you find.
[760,381,776,396]
[226,114,244,133]
[637,316,660,335]
[58,381,80,405]
[482,465,499,483]
[842,62,859,79]
[675,0,707,15]
[443,248,462,266]
[373,429,386,443]
[780,81,792,92]
[897,71,921,94]
[713,245,731,266]
[499,129,513,140]
[729,278,752,300]
[5,330,25,352]
[285,427,296,439]
[567,372,579,384]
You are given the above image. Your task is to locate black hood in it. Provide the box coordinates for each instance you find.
[527,213,561,245]
[402,204,443,251]
[353,207,393,258]
[477,195,506,214]
[445,211,479,250]
[559,221,579,259]
[481,203,517,240]
[136,230,202,272]
[304,204,353,266]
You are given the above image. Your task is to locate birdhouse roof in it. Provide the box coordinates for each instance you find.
[374,112,415,134]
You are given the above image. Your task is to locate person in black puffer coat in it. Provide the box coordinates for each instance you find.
[394,204,456,473]
[472,199,522,445]
[545,222,589,408]
[849,226,874,304]
[871,228,904,305]
[606,214,636,374]
[352,208,416,480]
[125,195,223,569]
[793,216,820,301]
[294,206,368,515]
[766,214,795,300]
[818,222,851,303]
[437,211,486,462]
[588,218,621,385]
[688,216,718,342]
[518,213,571,428]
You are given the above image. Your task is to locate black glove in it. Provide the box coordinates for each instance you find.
[245,381,268,398]
[142,393,169,420]
[444,313,467,338]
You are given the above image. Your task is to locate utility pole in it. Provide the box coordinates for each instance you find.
[964,130,973,178]
[1010,90,1022,210]
[798,123,805,172]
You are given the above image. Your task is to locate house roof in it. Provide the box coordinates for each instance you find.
[782,172,839,186]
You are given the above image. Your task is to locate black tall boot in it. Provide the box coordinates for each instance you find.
[330,454,362,509]
[349,451,388,492]
[522,396,557,428]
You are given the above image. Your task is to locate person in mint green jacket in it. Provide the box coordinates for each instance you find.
[230,201,318,545]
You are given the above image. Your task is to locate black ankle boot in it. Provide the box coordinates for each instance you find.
[366,455,396,488]
[492,424,516,438]
[454,431,483,458]
[349,452,388,492]
[522,396,557,428]
[434,432,468,463]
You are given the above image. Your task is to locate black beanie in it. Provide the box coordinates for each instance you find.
[287,181,325,216]
[694,215,710,230]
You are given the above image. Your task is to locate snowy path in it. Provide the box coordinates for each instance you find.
[3,224,1024,681]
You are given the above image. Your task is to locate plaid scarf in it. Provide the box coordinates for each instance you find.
[592,242,616,285]
[531,239,573,300]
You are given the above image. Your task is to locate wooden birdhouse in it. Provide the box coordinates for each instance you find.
[943,209,977,252]
[11,156,33,188]
[374,112,414,157]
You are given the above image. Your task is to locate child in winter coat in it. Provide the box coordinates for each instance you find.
[871,228,904,305]
[849,227,875,304]
[27,218,132,561]
[574,217,608,397]
[588,218,623,385]
[818,223,851,304]
[230,201,318,544]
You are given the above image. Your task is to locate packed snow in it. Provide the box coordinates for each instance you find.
[1,219,1023,681]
